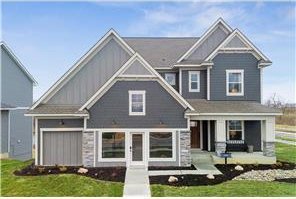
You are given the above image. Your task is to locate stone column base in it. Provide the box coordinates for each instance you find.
[263,141,275,157]
[82,131,95,167]
[180,130,191,166]
[215,142,226,156]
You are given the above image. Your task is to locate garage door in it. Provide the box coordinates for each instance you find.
[43,131,82,166]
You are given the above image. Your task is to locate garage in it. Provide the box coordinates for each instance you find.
[41,130,82,166]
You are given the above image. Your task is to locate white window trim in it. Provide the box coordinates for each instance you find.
[226,120,245,141]
[128,90,146,116]
[189,71,200,92]
[226,69,244,96]
[164,73,176,86]
[98,131,127,162]
[148,131,176,162]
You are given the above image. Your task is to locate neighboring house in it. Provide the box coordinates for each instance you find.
[1,42,37,160]
[26,18,280,167]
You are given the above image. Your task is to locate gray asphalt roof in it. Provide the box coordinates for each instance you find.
[26,105,88,115]
[186,99,281,114]
[123,37,199,68]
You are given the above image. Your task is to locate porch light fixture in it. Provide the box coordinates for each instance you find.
[59,119,65,126]
[112,119,117,125]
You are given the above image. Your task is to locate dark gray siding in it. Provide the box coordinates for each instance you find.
[210,53,261,102]
[159,72,179,91]
[1,110,9,153]
[87,81,187,128]
[37,119,83,165]
[244,121,261,151]
[210,121,215,152]
[181,70,207,99]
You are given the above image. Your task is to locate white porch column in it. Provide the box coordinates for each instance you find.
[262,117,276,157]
[215,119,226,156]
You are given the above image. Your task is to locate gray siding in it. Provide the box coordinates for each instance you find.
[47,38,131,105]
[210,53,261,102]
[181,70,207,99]
[187,26,228,61]
[159,71,179,91]
[123,60,152,76]
[244,121,261,151]
[87,81,187,128]
[1,46,33,107]
[43,131,82,166]
[225,36,247,48]
[37,119,83,165]
[9,109,32,160]
[1,111,9,153]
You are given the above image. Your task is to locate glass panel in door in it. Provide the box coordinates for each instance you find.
[132,134,143,161]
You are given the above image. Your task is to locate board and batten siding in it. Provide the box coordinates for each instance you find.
[181,70,207,99]
[210,53,261,102]
[47,38,131,105]
[87,81,187,129]
[1,111,9,153]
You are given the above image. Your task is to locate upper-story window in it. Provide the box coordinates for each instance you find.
[129,90,146,116]
[164,73,176,86]
[227,120,244,141]
[226,70,244,96]
[189,71,200,92]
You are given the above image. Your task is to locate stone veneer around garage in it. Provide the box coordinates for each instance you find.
[82,131,95,167]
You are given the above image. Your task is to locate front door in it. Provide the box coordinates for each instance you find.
[191,121,200,148]
[129,133,145,166]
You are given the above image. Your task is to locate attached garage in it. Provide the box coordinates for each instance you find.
[41,129,83,166]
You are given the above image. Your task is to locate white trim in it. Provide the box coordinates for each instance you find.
[148,131,176,162]
[80,53,194,111]
[200,121,203,149]
[35,118,38,165]
[177,18,232,62]
[25,113,88,117]
[207,67,210,100]
[205,29,270,62]
[128,90,146,116]
[178,131,181,166]
[8,111,11,153]
[189,71,200,92]
[93,131,96,167]
[226,120,245,141]
[173,63,213,67]
[179,68,182,95]
[164,73,176,86]
[226,69,244,96]
[0,42,37,85]
[129,132,146,167]
[207,120,211,151]
[0,106,30,111]
[186,112,282,116]
[260,68,263,104]
[30,29,134,110]
[154,67,173,70]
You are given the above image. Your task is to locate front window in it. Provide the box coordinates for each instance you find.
[227,120,244,140]
[149,132,173,158]
[189,71,200,92]
[102,132,125,158]
[226,70,244,96]
[129,91,146,116]
[165,73,176,86]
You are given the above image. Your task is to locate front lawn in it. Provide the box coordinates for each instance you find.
[0,159,123,197]
[151,143,296,197]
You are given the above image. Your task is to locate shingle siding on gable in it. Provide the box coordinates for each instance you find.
[47,38,131,105]
[181,70,207,99]
[210,53,261,102]
[87,81,187,128]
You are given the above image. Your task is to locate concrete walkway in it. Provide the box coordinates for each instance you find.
[123,167,150,197]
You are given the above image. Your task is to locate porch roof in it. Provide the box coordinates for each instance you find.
[25,105,89,116]
[186,99,281,115]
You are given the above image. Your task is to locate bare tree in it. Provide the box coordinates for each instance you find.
[265,93,287,114]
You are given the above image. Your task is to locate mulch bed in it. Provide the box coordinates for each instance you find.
[149,161,296,186]
[14,163,126,182]
[149,164,196,171]
[275,178,296,183]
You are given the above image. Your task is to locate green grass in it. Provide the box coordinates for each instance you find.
[0,159,123,197]
[151,143,296,197]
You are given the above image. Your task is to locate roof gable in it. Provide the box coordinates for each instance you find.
[120,59,154,77]
[80,53,194,111]
[31,29,135,109]
[224,35,249,48]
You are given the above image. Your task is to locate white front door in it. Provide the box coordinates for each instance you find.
[129,132,145,167]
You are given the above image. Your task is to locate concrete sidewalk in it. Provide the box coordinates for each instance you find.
[123,167,151,197]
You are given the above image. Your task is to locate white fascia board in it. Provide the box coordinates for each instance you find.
[205,29,270,62]
[30,29,135,110]
[1,42,38,85]
[185,112,282,116]
[176,18,232,63]
[80,53,195,111]
[24,113,89,117]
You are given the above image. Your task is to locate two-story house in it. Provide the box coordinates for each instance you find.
[1,42,37,160]
[26,18,280,167]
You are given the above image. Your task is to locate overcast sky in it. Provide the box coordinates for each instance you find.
[2,1,295,103]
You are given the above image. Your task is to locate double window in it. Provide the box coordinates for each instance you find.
[101,132,125,159]
[129,91,146,116]
[164,73,176,86]
[189,71,200,92]
[227,120,244,141]
[149,132,173,159]
[226,70,244,96]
